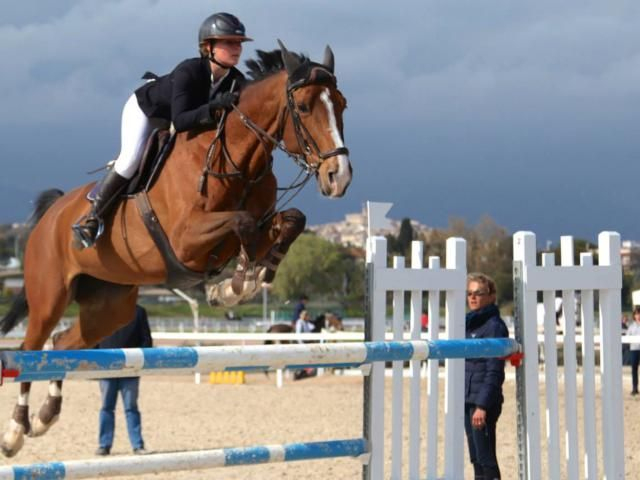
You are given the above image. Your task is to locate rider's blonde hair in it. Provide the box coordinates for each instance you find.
[467,272,497,295]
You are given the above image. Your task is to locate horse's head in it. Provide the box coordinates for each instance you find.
[278,41,352,198]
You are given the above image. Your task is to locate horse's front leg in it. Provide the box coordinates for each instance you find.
[204,209,305,306]
[176,210,258,306]
[257,208,306,284]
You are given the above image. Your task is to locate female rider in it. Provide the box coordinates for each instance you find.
[72,12,251,249]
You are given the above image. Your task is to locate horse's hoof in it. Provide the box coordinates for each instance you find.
[1,420,26,458]
[206,280,241,307]
[28,414,59,438]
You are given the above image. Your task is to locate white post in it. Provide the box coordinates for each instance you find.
[443,237,466,478]
[513,231,541,480]
[426,256,440,480]
[408,241,423,479]
[598,232,624,480]
[580,252,597,480]
[560,236,579,480]
[541,253,561,480]
[172,288,201,384]
[364,236,387,480]
[391,256,405,480]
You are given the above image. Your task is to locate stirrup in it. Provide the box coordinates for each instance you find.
[71,216,104,249]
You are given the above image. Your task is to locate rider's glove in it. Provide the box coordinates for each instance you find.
[209,92,239,114]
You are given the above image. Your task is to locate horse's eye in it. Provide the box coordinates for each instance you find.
[297,103,310,114]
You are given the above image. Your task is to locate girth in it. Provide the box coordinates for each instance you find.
[134,192,221,290]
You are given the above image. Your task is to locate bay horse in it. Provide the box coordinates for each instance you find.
[0,41,351,457]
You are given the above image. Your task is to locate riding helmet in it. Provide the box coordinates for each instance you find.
[198,13,253,44]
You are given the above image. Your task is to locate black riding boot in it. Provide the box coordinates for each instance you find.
[71,170,128,249]
[482,465,501,480]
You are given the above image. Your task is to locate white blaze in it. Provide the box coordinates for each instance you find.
[320,89,350,191]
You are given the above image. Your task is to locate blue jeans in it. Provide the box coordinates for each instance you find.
[99,377,144,450]
[464,403,501,479]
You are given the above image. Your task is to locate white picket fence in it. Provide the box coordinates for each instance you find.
[363,231,624,479]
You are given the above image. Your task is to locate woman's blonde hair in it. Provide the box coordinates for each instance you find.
[467,272,497,295]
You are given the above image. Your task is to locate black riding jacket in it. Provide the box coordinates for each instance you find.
[135,57,245,133]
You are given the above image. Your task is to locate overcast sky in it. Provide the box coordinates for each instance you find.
[1,1,639,245]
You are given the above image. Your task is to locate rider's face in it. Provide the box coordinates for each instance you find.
[213,40,243,66]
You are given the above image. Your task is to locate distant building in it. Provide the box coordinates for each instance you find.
[308,207,431,249]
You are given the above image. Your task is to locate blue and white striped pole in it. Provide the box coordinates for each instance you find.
[0,339,520,383]
[0,438,368,480]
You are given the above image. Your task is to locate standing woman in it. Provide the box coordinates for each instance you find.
[72,12,251,249]
[626,306,640,395]
[464,273,509,480]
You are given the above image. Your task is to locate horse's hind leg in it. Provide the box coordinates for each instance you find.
[29,279,138,438]
[1,280,69,457]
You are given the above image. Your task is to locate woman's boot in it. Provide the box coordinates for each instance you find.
[71,170,128,249]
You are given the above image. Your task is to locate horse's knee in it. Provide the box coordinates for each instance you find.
[233,211,258,257]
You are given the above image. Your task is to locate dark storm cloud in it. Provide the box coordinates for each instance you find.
[1,1,639,242]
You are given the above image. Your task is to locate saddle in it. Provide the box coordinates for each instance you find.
[127,128,174,195]
[87,128,174,201]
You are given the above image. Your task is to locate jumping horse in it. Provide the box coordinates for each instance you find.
[0,41,351,457]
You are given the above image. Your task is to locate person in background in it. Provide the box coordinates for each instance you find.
[464,273,508,480]
[626,306,640,395]
[294,310,316,380]
[622,314,631,366]
[291,294,309,327]
[95,305,153,456]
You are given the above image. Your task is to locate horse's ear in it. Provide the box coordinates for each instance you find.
[323,45,334,73]
[278,38,300,75]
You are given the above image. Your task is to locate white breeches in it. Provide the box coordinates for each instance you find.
[113,94,168,179]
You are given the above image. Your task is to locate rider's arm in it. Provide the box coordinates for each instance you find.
[170,66,214,132]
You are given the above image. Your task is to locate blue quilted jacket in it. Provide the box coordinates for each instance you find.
[464,304,509,409]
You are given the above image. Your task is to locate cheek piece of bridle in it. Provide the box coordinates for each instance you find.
[284,67,350,173]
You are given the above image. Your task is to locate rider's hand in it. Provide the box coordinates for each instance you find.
[209,92,239,113]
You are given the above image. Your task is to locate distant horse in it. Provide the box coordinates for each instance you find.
[0,42,351,457]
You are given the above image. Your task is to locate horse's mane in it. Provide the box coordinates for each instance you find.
[245,49,309,82]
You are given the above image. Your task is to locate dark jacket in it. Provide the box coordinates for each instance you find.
[464,304,508,409]
[135,57,245,133]
[97,305,153,349]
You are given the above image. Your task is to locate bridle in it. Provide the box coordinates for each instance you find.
[199,66,348,222]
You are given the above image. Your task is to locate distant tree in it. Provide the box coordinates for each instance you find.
[417,215,513,306]
[396,218,415,254]
[271,233,360,302]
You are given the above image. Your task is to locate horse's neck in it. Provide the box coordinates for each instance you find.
[234,72,287,138]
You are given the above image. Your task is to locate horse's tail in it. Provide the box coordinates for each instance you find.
[0,188,64,336]
[26,188,65,231]
[0,289,28,336]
